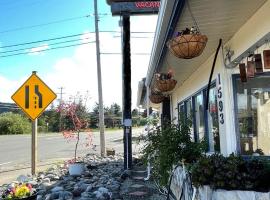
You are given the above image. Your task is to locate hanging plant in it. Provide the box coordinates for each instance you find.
[155,70,177,92]
[167,27,208,59]
[167,2,207,59]
[149,91,165,104]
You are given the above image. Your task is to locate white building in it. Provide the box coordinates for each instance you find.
[137,0,270,156]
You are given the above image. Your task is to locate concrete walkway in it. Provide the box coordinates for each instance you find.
[120,165,166,200]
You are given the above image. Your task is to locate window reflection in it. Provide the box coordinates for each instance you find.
[186,98,194,141]
[194,93,205,142]
[208,87,220,152]
[236,76,270,155]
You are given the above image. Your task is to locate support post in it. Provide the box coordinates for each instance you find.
[94,0,106,157]
[122,14,132,169]
[31,118,37,175]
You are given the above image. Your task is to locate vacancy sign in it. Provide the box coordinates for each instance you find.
[12,72,57,121]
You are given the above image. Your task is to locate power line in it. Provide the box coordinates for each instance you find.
[0,38,92,54]
[0,41,95,58]
[1,31,154,49]
[1,33,86,48]
[0,15,91,35]
[100,52,150,55]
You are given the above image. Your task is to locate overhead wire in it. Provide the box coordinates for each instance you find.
[0,15,91,35]
[0,41,96,58]
[1,31,154,49]
[0,37,92,54]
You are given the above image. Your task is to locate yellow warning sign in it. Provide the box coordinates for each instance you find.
[12,72,57,121]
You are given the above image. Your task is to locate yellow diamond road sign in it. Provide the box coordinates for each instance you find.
[12,72,57,121]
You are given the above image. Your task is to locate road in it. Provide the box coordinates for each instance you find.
[0,128,144,184]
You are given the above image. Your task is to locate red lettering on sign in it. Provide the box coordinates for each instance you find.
[135,1,160,9]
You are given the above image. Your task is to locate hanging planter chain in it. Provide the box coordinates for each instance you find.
[167,1,208,59]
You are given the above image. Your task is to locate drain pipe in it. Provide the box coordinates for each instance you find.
[205,39,222,110]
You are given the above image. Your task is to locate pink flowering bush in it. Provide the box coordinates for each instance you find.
[58,102,93,162]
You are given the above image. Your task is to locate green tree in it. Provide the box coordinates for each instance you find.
[0,112,31,135]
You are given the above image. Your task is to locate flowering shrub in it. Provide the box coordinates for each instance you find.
[58,102,93,162]
[1,183,35,199]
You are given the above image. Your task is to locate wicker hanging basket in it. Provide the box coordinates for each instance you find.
[167,34,208,59]
[149,93,164,104]
[155,79,177,92]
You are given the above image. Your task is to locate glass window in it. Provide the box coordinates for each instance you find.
[235,75,270,156]
[178,102,185,122]
[194,92,205,142]
[208,86,220,152]
[185,98,195,141]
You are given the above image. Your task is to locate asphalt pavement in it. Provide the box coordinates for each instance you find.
[0,127,144,185]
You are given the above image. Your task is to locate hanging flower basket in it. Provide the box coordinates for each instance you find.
[155,79,177,92]
[167,33,208,59]
[149,93,164,104]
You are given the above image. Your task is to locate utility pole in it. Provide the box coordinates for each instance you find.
[122,14,132,169]
[94,0,106,157]
[58,87,65,131]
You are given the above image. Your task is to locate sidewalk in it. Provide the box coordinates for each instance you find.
[120,164,166,200]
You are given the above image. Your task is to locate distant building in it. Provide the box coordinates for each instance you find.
[0,102,19,114]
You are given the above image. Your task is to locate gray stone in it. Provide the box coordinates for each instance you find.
[45,194,51,200]
[36,195,43,200]
[17,175,30,183]
[59,191,73,200]
[37,189,47,195]
[43,178,51,183]
[28,180,38,186]
[51,186,64,192]
[86,184,93,192]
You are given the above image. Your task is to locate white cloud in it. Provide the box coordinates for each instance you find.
[28,44,50,55]
[0,15,158,111]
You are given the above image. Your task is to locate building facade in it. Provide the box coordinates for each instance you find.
[138,0,270,156]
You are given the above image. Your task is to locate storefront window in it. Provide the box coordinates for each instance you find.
[178,102,185,121]
[186,98,194,141]
[194,92,205,142]
[208,86,220,152]
[235,75,270,156]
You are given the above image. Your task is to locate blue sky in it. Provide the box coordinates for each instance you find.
[0,0,157,110]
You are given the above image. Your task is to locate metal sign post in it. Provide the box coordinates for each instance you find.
[31,119,38,175]
[12,71,57,175]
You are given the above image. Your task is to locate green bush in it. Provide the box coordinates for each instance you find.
[191,154,270,192]
[140,116,206,186]
[0,112,31,135]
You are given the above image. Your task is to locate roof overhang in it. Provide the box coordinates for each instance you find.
[146,0,267,88]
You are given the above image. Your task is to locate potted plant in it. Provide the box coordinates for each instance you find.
[149,90,165,104]
[167,26,208,59]
[1,183,37,200]
[154,69,177,92]
[58,101,93,176]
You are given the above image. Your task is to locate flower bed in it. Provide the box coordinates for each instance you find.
[1,183,36,200]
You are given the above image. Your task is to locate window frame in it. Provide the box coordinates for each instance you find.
[177,81,217,151]
[232,72,270,155]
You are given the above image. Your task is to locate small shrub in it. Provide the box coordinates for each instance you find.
[0,112,31,135]
[191,154,270,192]
[140,116,206,186]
